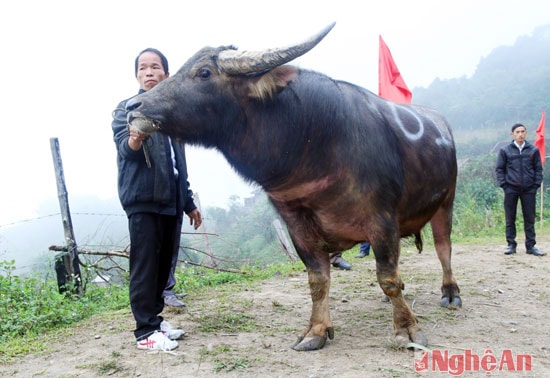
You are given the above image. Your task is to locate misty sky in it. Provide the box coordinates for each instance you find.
[1,0,549,227]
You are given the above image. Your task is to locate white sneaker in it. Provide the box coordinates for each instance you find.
[161,320,185,340]
[137,331,179,351]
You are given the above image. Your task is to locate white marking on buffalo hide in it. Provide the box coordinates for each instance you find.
[390,104,424,141]
[389,103,453,148]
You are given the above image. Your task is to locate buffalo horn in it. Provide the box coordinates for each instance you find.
[217,22,336,75]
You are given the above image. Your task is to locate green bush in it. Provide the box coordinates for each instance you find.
[0,257,304,361]
[0,260,128,344]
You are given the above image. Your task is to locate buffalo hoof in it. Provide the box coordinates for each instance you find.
[410,330,428,348]
[291,335,327,351]
[440,295,462,308]
[395,329,428,348]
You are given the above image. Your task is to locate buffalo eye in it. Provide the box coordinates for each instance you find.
[198,68,212,80]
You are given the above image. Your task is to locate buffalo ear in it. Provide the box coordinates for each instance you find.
[247,65,298,101]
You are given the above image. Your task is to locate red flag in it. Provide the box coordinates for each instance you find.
[535,110,546,165]
[378,35,412,104]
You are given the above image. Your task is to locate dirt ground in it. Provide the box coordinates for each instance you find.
[1,238,549,378]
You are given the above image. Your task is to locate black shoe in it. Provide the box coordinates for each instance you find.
[355,251,370,258]
[504,245,516,255]
[526,247,546,256]
[332,258,352,270]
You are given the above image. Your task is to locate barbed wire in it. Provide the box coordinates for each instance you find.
[0,213,61,228]
[1,211,291,275]
[0,212,215,229]
[0,212,127,229]
[72,212,127,217]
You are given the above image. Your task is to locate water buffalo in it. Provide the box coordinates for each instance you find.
[126,23,461,351]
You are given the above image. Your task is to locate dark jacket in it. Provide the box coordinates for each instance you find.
[112,93,197,218]
[495,140,543,191]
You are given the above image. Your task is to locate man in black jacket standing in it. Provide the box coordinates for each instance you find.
[112,48,203,350]
[496,123,545,257]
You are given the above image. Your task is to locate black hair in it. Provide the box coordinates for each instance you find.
[134,48,169,77]
[511,123,526,132]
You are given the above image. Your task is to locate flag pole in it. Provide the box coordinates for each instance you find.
[535,110,546,229]
[541,181,544,228]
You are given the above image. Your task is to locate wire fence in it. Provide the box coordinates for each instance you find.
[0,210,296,280]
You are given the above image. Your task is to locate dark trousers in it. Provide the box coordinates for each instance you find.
[504,188,537,249]
[163,234,181,298]
[360,242,371,255]
[128,213,182,340]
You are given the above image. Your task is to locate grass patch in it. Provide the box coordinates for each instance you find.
[214,357,251,372]
[200,345,256,373]
[75,352,125,376]
[198,312,256,333]
[425,306,462,325]
[175,261,304,295]
[271,300,291,314]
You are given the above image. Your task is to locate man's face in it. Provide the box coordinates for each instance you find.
[136,51,169,91]
[511,126,527,145]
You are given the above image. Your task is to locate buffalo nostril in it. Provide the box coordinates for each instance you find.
[125,98,141,111]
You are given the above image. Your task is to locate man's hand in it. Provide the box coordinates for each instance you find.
[128,129,149,151]
[187,209,202,230]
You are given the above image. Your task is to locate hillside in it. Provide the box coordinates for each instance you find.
[413,24,550,137]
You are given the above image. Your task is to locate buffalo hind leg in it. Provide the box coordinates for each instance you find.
[431,207,462,307]
[291,252,334,351]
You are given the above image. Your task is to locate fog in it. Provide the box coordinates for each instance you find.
[1,0,549,271]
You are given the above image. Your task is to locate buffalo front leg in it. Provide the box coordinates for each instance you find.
[374,237,428,348]
[291,257,333,351]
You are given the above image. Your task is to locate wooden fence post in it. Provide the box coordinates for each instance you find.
[50,137,82,295]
